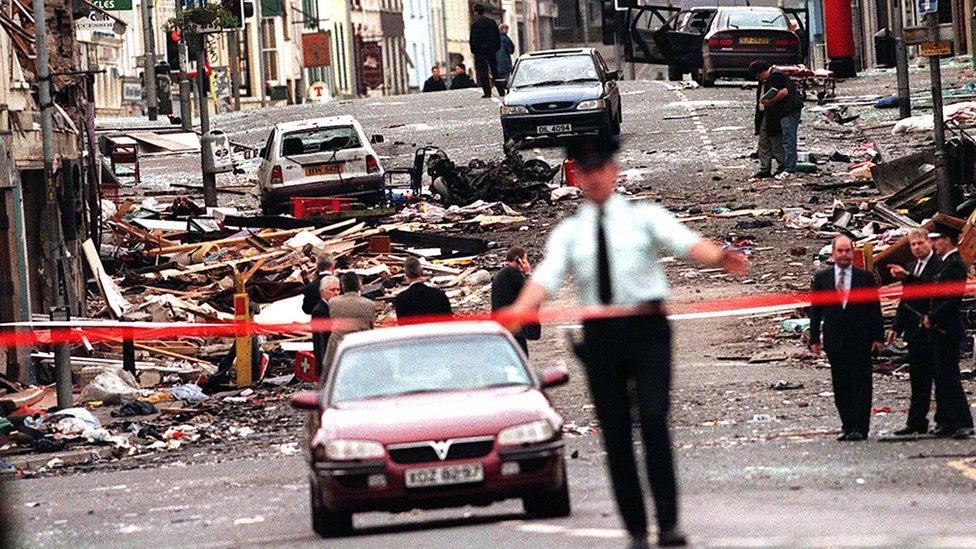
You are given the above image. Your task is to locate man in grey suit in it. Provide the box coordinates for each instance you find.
[323,272,376,371]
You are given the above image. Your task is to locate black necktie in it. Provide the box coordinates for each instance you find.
[596,207,612,304]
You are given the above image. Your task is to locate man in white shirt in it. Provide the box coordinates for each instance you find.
[505,136,747,549]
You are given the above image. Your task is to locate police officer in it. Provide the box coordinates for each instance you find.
[505,137,748,548]
[924,222,974,438]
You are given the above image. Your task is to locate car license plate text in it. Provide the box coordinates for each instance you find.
[739,37,770,45]
[405,463,484,488]
[537,124,571,134]
[304,163,343,177]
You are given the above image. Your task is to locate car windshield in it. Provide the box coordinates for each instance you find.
[280,125,361,156]
[511,55,600,88]
[330,334,532,403]
[725,10,788,29]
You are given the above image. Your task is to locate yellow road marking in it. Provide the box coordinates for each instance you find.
[947,459,976,482]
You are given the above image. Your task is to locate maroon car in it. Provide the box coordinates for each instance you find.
[290,322,571,537]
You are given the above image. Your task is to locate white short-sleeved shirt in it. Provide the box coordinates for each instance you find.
[532,194,700,306]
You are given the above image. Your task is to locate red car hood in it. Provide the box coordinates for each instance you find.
[321,386,560,444]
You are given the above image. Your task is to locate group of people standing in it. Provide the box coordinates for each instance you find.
[808,228,974,441]
[422,4,516,98]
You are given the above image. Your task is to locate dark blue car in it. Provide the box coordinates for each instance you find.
[499,48,622,150]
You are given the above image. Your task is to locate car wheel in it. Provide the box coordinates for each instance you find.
[667,63,683,81]
[699,69,715,87]
[310,480,353,538]
[610,108,621,136]
[260,198,277,216]
[522,464,571,518]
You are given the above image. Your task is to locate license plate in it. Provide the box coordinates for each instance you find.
[304,163,343,177]
[405,463,484,488]
[739,37,770,45]
[537,124,571,134]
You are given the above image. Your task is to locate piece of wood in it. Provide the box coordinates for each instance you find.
[146,221,352,257]
[104,337,214,366]
[109,220,178,248]
[158,249,286,278]
[82,239,132,318]
[109,199,133,223]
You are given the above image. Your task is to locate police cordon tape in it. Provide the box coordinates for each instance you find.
[0,280,970,348]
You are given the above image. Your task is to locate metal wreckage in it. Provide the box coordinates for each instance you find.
[422,148,561,206]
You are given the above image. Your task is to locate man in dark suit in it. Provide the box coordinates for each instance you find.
[491,247,538,356]
[469,4,501,98]
[887,228,943,435]
[311,275,340,379]
[302,255,336,315]
[809,235,884,441]
[923,222,974,439]
[393,257,452,324]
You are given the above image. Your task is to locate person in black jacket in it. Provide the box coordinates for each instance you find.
[393,257,452,324]
[923,222,974,438]
[886,229,943,435]
[809,235,884,441]
[750,60,803,178]
[302,255,336,315]
[311,275,340,379]
[449,63,477,90]
[422,65,447,92]
[491,247,538,356]
[469,4,501,98]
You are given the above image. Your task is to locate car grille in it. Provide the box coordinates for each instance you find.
[387,437,495,464]
[531,101,574,112]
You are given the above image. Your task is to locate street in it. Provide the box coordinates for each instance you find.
[9,70,976,547]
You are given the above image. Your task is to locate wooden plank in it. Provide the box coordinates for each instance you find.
[158,249,286,278]
[145,221,352,257]
[82,239,131,318]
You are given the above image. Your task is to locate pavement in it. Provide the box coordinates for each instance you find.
[10,68,976,546]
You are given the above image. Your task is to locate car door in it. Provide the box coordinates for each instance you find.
[623,5,680,64]
[782,6,810,61]
[593,51,619,115]
[666,9,714,70]
[256,128,276,191]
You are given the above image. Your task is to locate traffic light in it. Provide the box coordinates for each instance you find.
[222,0,254,29]
[166,29,180,67]
[602,0,619,46]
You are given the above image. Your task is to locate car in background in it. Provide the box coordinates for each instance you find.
[646,6,804,86]
[499,48,622,150]
[256,116,386,214]
[291,322,571,537]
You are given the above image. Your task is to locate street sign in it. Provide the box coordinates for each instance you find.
[918,0,937,13]
[91,0,132,10]
[903,23,954,44]
[75,11,116,32]
[920,40,952,56]
[307,81,329,102]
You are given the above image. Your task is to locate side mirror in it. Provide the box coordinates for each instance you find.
[540,367,569,389]
[370,134,385,144]
[606,70,620,80]
[290,391,321,410]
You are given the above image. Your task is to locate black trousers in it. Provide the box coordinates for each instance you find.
[474,54,499,97]
[931,331,974,429]
[579,314,677,535]
[826,348,873,434]
[904,330,936,431]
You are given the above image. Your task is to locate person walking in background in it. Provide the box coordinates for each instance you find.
[496,23,516,96]
[808,235,884,441]
[469,4,501,98]
[749,60,803,179]
[311,275,340,379]
[393,257,452,324]
[886,229,942,436]
[923,221,975,439]
[491,247,538,356]
[422,65,447,92]
[323,272,376,368]
[302,254,335,315]
[504,136,748,548]
[449,63,477,90]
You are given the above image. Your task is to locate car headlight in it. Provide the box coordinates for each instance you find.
[501,105,528,115]
[576,99,606,111]
[497,420,556,446]
[322,439,385,460]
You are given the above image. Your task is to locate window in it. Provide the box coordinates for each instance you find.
[261,19,279,85]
